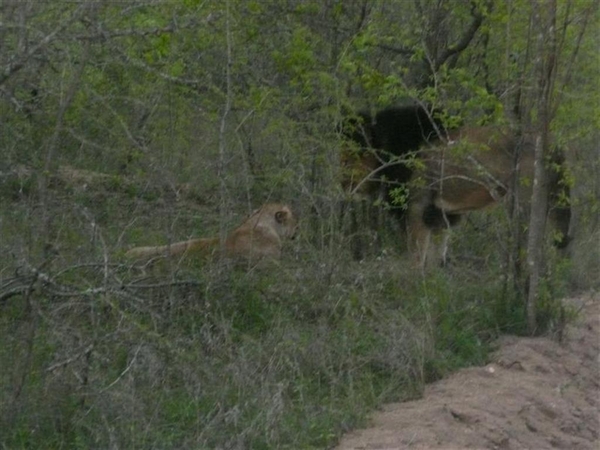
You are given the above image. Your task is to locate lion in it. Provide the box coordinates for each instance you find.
[341,105,571,269]
[125,203,298,263]
[407,126,571,268]
[406,126,526,268]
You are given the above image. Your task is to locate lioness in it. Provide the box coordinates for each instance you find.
[125,203,297,263]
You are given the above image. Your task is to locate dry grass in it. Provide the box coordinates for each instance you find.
[0,174,586,449]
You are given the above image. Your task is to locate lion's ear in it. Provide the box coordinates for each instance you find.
[275,210,288,224]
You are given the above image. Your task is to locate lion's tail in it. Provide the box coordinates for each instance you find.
[125,237,219,260]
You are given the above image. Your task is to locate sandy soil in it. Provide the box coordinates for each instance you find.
[335,292,599,450]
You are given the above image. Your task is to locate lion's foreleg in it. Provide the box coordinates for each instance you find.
[440,230,451,266]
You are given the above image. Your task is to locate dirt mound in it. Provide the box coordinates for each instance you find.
[336,293,599,450]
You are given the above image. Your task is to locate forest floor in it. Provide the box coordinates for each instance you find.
[335,292,599,450]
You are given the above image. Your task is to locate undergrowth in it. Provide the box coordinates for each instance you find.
[0,182,577,449]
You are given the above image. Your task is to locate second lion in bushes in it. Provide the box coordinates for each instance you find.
[125,203,297,263]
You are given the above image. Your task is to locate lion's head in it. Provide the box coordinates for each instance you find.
[249,203,298,240]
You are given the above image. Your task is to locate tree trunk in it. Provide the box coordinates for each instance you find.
[526,0,557,334]
[526,135,549,333]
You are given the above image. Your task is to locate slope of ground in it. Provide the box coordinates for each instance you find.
[335,292,599,450]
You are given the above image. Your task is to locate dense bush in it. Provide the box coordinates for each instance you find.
[1,1,597,448]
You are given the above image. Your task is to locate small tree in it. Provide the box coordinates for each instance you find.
[524,0,597,333]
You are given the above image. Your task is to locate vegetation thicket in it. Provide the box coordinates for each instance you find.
[1,1,597,448]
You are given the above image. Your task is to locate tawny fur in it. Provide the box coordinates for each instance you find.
[342,117,570,269]
[125,203,297,262]
[408,126,564,269]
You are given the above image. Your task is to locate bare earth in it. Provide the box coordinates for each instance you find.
[336,293,599,450]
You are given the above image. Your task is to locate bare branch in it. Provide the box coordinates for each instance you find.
[123,280,202,289]
[553,0,597,117]
[45,343,95,373]
[74,24,177,41]
[434,3,485,70]
[100,345,141,393]
[1,261,203,304]
[110,45,212,93]
[0,286,30,303]
[349,153,418,197]
[0,4,88,87]
[218,0,233,247]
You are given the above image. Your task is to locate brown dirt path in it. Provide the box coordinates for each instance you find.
[335,293,599,450]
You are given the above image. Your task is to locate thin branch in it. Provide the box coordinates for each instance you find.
[123,280,203,289]
[0,286,30,303]
[87,88,146,151]
[348,154,418,197]
[0,4,88,87]
[2,261,203,304]
[45,343,95,373]
[112,48,212,92]
[552,0,596,117]
[66,128,116,153]
[218,0,233,247]
[74,24,178,41]
[99,345,142,393]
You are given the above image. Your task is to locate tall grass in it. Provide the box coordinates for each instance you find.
[0,178,579,449]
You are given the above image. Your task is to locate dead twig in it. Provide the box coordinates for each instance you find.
[44,343,95,373]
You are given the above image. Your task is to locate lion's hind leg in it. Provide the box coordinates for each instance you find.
[409,197,462,270]
[407,198,433,270]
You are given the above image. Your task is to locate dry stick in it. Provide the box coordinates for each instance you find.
[218,0,233,251]
[45,343,95,373]
[0,285,33,303]
[99,345,142,393]
[123,280,202,289]
[9,261,201,302]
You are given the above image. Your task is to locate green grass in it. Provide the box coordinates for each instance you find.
[0,180,576,449]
